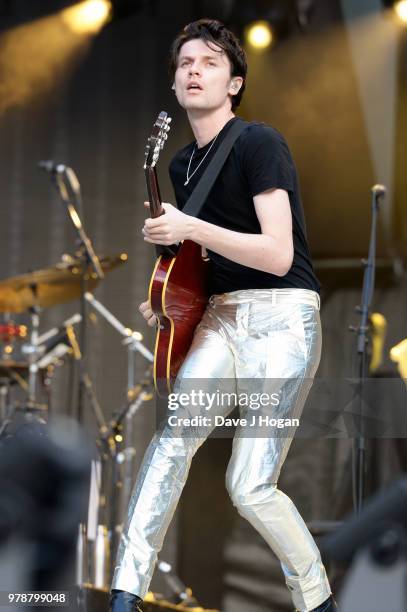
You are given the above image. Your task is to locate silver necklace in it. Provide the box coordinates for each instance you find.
[184,132,219,186]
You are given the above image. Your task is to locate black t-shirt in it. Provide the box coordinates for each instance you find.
[169,117,320,295]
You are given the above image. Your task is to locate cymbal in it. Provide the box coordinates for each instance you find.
[0,254,128,313]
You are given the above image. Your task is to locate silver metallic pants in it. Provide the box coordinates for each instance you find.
[112,288,331,611]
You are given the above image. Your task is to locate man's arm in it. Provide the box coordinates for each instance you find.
[143,188,294,277]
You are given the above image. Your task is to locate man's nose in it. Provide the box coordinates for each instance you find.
[188,63,201,76]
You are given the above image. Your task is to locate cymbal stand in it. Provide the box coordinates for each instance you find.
[0,384,7,421]
[26,305,41,408]
[20,285,47,414]
[0,384,11,440]
[84,291,154,363]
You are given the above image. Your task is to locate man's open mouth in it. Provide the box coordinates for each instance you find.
[187,82,203,91]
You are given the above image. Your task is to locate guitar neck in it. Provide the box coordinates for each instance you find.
[144,166,177,257]
[145,166,164,218]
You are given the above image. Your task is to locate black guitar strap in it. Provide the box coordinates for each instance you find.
[181,117,248,218]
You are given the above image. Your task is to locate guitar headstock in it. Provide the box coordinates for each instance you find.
[144,111,172,169]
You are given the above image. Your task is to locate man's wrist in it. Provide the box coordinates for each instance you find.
[185,215,202,242]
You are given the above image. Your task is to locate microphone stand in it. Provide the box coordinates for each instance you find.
[40,162,115,590]
[350,185,386,513]
[49,168,104,425]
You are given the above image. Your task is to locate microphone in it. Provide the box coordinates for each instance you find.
[38,160,66,174]
[372,184,387,198]
[35,314,82,368]
[36,313,82,348]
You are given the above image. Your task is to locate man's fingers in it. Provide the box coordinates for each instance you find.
[143,228,169,237]
[142,308,154,319]
[142,225,160,234]
[144,201,150,207]
[139,300,158,326]
[147,314,158,327]
[144,217,165,229]
[139,300,150,313]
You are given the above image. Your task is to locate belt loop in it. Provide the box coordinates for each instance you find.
[316,293,321,310]
[271,291,277,306]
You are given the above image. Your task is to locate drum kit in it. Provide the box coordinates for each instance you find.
[0,252,133,431]
[0,158,155,436]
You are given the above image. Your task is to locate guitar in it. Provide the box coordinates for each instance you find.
[144,111,209,396]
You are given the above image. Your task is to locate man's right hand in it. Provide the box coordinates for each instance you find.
[139,300,158,327]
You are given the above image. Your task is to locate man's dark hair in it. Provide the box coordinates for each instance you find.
[169,19,247,111]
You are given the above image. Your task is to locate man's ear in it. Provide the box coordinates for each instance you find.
[229,77,243,95]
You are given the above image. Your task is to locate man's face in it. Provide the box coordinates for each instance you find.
[174,38,238,113]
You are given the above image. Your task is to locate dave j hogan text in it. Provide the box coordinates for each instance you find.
[167,414,299,429]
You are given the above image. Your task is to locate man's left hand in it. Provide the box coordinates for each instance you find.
[142,202,193,245]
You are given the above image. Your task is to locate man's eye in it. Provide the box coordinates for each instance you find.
[208,61,216,66]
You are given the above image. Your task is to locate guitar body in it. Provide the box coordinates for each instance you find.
[149,240,209,396]
[144,111,209,395]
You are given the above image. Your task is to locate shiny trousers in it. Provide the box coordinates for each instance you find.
[112,289,332,611]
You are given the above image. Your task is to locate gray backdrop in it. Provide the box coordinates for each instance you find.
[0,0,406,610]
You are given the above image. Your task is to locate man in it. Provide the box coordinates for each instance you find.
[110,19,335,612]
